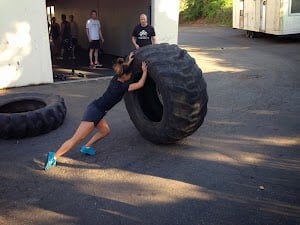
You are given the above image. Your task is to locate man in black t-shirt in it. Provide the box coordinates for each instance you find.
[132,14,156,49]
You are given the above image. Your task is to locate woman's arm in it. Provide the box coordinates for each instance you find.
[125,52,135,65]
[122,52,135,66]
[128,62,147,92]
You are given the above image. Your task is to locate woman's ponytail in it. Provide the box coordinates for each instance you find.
[113,58,125,75]
[113,57,132,77]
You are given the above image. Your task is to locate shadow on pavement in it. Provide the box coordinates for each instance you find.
[0,26,299,225]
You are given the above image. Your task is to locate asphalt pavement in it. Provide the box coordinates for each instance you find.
[0,25,299,225]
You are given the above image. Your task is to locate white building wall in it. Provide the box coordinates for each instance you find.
[152,0,180,44]
[0,0,179,89]
[0,0,53,89]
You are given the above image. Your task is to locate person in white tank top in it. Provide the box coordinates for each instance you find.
[86,10,104,67]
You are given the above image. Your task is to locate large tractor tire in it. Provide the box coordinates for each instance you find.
[124,43,208,144]
[0,93,67,139]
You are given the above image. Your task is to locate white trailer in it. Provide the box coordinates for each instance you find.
[233,0,300,37]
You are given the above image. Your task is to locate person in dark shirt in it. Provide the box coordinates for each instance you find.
[132,14,156,49]
[59,14,72,59]
[49,17,61,56]
[45,52,148,170]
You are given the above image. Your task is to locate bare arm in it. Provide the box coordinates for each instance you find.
[151,36,157,44]
[99,28,104,42]
[86,28,90,42]
[128,62,147,91]
[49,26,52,38]
[132,36,139,49]
[124,52,134,66]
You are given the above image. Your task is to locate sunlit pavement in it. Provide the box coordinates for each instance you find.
[0,25,299,225]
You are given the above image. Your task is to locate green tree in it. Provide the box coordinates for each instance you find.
[180,0,232,25]
[180,0,205,21]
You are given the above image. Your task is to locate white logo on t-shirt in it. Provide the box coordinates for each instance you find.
[138,30,149,39]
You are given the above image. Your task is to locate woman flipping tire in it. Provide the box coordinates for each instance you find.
[124,43,208,144]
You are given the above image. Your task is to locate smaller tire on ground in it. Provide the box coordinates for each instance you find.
[0,93,67,139]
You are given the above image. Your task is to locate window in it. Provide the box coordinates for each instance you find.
[291,0,300,14]
[46,6,55,24]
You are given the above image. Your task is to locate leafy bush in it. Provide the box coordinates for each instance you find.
[180,0,232,25]
[180,0,204,21]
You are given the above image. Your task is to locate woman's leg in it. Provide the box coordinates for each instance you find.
[55,121,95,158]
[84,118,110,147]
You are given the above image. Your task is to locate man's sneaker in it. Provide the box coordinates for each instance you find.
[80,146,96,155]
[44,152,57,170]
[94,62,103,67]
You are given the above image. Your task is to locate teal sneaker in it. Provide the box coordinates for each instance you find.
[44,152,57,170]
[80,146,96,155]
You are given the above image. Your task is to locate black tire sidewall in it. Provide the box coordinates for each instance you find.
[0,93,67,139]
[125,44,208,144]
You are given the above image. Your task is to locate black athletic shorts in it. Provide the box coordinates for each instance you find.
[89,40,100,49]
[62,38,72,50]
[82,102,107,126]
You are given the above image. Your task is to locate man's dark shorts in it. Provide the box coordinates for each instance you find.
[89,40,100,49]
[62,38,72,50]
